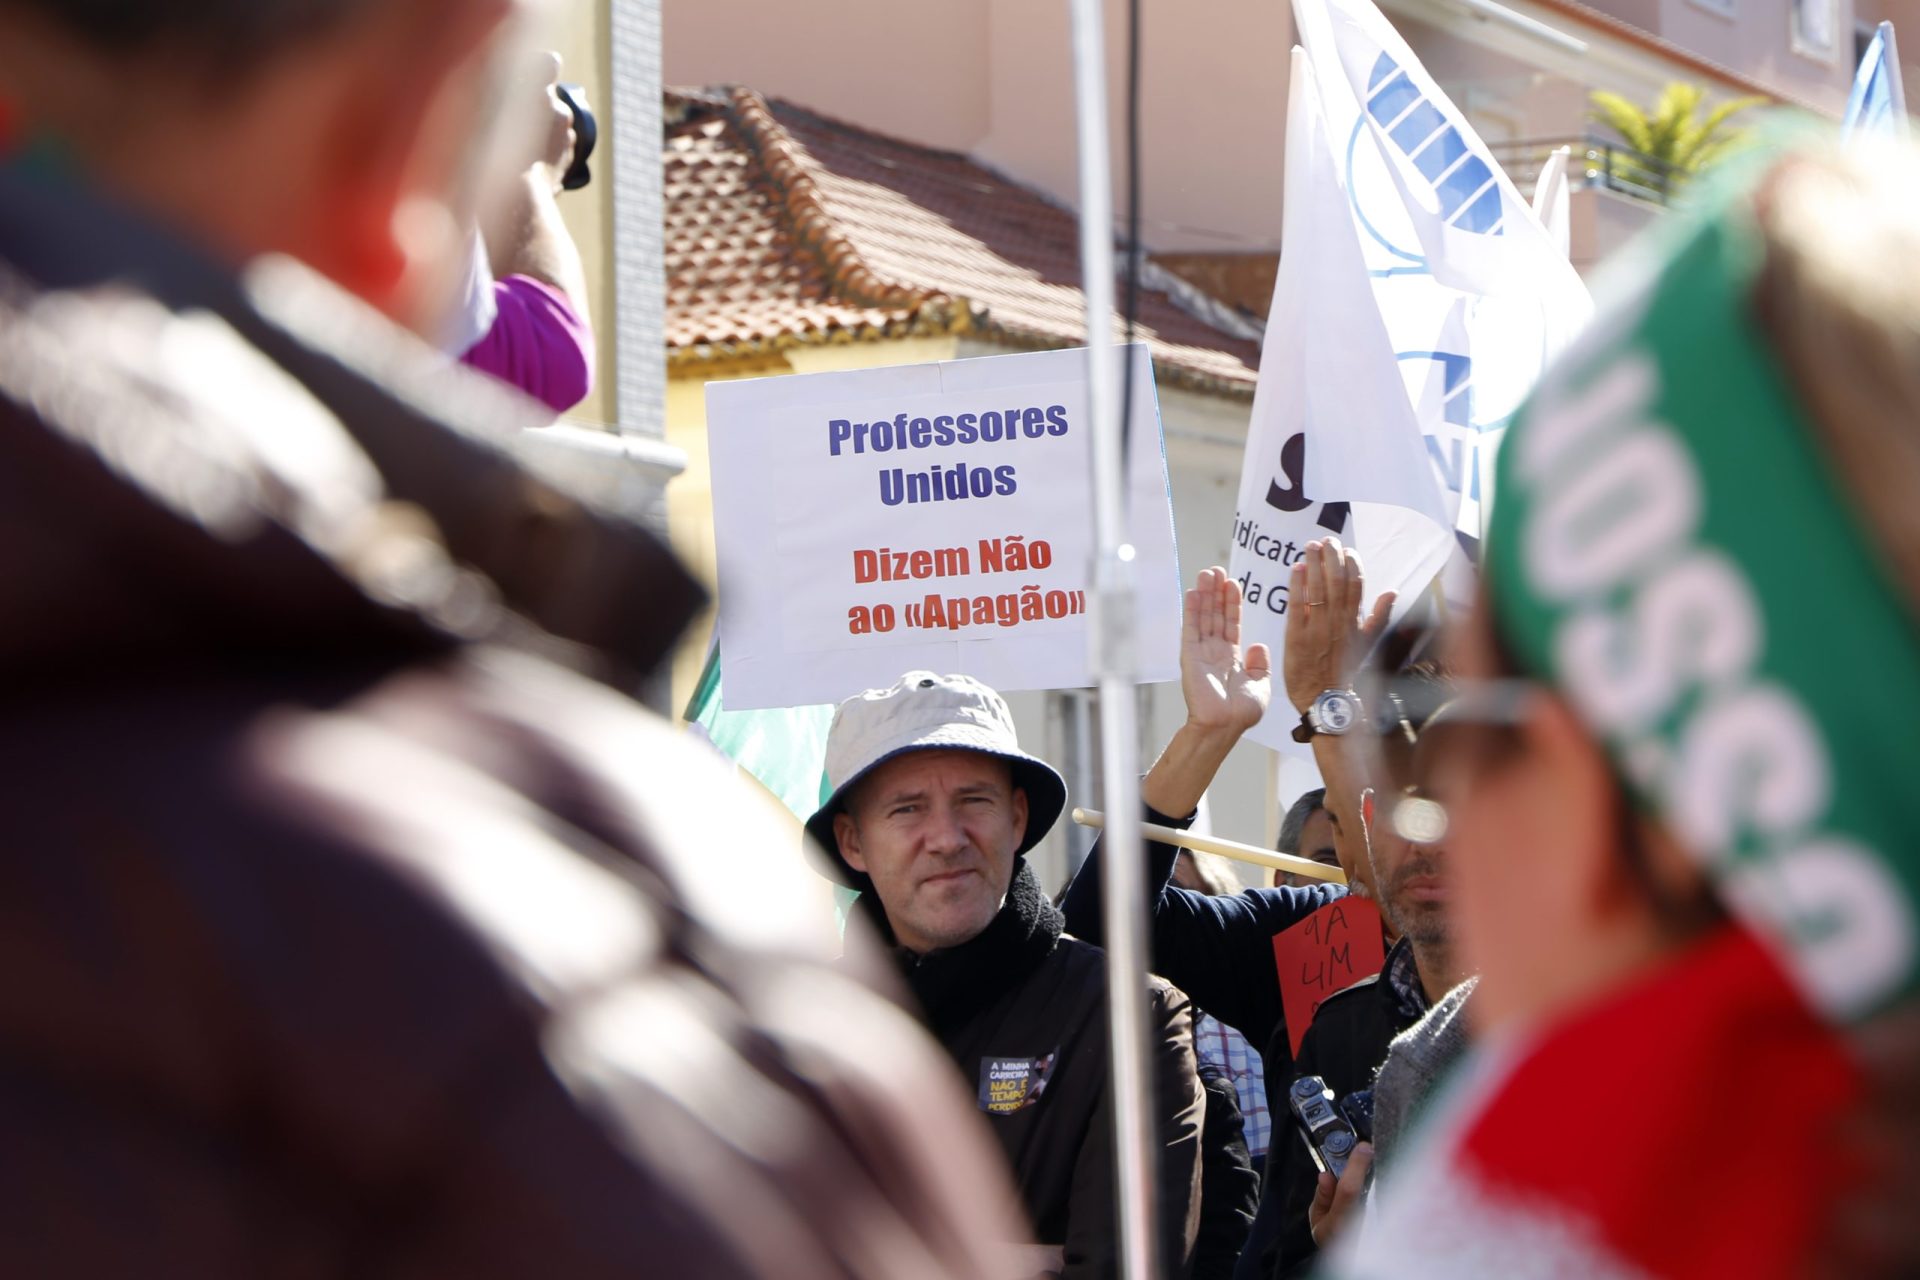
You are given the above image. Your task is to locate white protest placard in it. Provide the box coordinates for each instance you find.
[708,345,1180,710]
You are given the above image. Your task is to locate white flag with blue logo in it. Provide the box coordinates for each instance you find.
[1844,22,1908,138]
[1230,49,1455,753]
[1289,0,1590,578]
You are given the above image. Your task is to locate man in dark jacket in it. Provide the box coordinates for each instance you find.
[1194,1066,1261,1280]
[0,1,1029,1274]
[1270,686,1468,1277]
[808,671,1205,1278]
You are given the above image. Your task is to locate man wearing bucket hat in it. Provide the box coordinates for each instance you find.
[810,671,1205,1279]
[1333,139,1920,1278]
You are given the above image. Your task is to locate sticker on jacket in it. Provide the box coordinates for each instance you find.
[979,1052,1058,1115]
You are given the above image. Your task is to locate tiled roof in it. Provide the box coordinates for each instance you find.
[665,87,1259,397]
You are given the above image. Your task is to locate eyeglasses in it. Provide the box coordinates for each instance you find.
[1350,673,1541,846]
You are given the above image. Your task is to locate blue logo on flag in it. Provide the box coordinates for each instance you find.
[1398,349,1491,560]
[1397,349,1488,500]
[1364,52,1505,236]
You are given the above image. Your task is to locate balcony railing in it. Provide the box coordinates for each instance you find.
[1487,135,1685,207]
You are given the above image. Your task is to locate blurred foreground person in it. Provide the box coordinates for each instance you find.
[809,673,1205,1279]
[0,1,1025,1275]
[1339,141,1920,1279]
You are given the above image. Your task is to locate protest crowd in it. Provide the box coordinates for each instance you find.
[1,0,1917,1277]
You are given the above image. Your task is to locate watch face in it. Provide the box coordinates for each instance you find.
[1314,690,1358,735]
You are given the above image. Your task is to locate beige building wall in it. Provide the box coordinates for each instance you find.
[664,0,1295,254]
[1655,0,1851,109]
[663,1,992,150]
[972,0,1296,254]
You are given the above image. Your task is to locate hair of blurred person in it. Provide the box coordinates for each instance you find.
[0,0,517,328]
[1345,141,1920,1280]
[21,0,598,411]
[1173,848,1244,899]
[1755,155,1920,1275]
[1276,787,1330,858]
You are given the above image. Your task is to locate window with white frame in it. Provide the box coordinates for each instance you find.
[1793,0,1839,59]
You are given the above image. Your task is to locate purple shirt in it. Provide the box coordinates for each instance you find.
[458,274,594,415]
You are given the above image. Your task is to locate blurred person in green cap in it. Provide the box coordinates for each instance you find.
[1331,137,1920,1279]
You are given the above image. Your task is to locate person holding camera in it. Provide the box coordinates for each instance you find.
[453,51,595,415]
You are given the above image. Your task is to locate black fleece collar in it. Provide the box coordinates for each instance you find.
[863,861,1064,1040]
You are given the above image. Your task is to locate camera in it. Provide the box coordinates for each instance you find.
[554,82,597,192]
[1287,1075,1370,1179]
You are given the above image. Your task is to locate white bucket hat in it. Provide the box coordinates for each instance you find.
[805,671,1067,886]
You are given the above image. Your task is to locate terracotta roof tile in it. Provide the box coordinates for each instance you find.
[665,87,1258,396]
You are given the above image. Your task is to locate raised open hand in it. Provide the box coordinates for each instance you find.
[1181,566,1272,736]
[1282,538,1395,714]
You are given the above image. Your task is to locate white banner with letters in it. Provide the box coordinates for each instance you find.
[1291,0,1591,568]
[1232,50,1453,754]
[1231,10,1591,752]
[707,345,1181,710]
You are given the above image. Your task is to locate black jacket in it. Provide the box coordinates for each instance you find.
[878,864,1204,1279]
[1060,808,1343,1280]
[1270,942,1428,1278]
[1194,1066,1259,1280]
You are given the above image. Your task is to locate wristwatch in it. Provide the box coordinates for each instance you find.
[1291,688,1362,743]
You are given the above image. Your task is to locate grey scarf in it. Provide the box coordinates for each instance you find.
[1370,976,1477,1177]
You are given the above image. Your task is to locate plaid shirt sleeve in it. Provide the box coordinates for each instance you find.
[1194,1012,1270,1160]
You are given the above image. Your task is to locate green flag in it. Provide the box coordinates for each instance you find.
[684,642,835,820]
[684,644,858,926]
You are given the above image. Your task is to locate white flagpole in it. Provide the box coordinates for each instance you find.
[1066,0,1158,1277]
[1073,808,1351,883]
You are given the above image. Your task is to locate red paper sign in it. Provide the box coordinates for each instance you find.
[1273,897,1387,1056]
